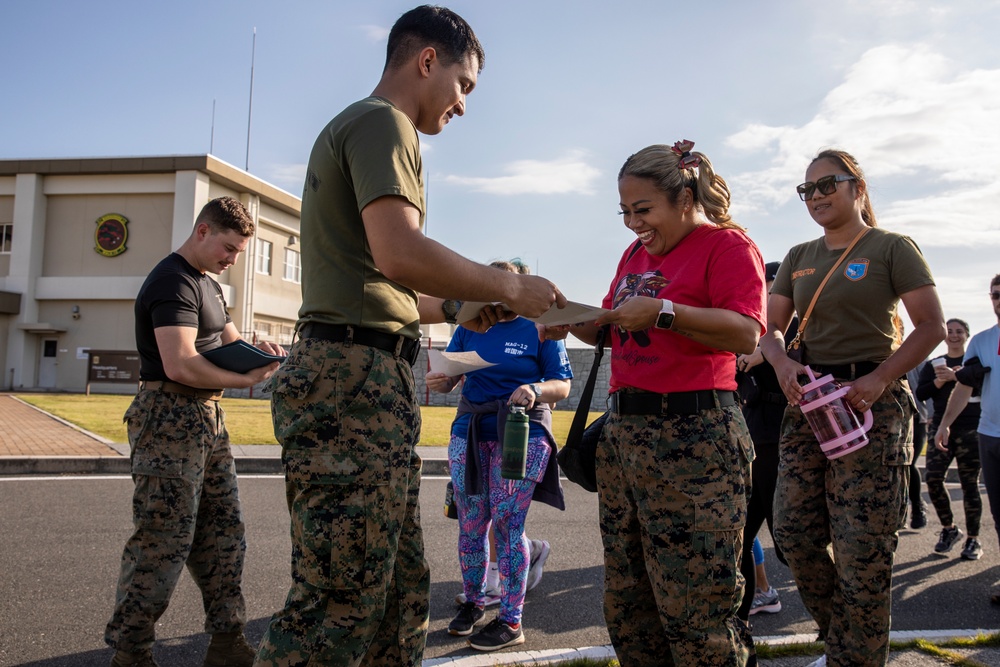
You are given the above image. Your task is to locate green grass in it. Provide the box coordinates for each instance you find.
[15,393,603,447]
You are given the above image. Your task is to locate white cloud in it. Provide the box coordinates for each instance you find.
[442,150,601,195]
[360,24,390,42]
[264,163,307,194]
[725,43,1000,247]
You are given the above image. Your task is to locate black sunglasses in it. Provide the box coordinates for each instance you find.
[796,174,856,201]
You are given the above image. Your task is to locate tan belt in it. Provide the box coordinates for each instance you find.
[140,380,224,402]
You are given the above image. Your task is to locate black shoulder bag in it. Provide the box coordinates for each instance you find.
[556,326,608,492]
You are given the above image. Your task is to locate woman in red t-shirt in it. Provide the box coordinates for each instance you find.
[552,141,766,665]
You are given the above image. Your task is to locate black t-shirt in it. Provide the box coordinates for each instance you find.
[135,253,231,381]
[916,354,981,432]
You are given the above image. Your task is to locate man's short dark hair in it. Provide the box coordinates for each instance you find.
[385,5,485,73]
[992,273,1000,289]
[196,196,255,237]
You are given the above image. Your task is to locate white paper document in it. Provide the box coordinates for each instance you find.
[455,301,502,323]
[455,300,608,327]
[428,349,497,377]
[526,301,609,326]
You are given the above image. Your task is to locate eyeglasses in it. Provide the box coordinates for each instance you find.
[990,291,1000,300]
[796,174,856,201]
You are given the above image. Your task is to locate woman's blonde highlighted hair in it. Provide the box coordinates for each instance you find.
[618,144,744,231]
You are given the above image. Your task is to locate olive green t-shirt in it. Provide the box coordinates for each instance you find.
[771,227,934,364]
[297,97,425,339]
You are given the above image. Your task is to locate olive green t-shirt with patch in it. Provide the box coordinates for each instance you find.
[771,227,934,365]
[297,97,425,339]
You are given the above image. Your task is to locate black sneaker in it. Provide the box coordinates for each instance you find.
[910,501,928,529]
[448,602,486,636]
[961,537,983,560]
[934,526,963,554]
[467,617,525,652]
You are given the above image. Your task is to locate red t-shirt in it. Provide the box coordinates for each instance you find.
[601,224,766,394]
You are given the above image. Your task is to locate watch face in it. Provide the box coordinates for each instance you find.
[656,311,675,329]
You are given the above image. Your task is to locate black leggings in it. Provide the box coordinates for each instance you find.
[737,442,785,621]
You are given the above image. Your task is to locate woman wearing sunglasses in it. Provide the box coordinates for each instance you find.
[760,149,945,667]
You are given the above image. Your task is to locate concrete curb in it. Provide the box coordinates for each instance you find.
[422,629,1000,666]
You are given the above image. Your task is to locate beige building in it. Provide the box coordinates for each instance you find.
[0,154,306,393]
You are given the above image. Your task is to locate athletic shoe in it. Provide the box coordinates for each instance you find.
[910,501,928,529]
[448,602,486,637]
[806,656,827,667]
[467,617,525,652]
[961,537,983,561]
[749,586,782,615]
[934,526,964,554]
[526,539,551,591]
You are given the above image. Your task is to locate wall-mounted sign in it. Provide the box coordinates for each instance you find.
[95,213,129,257]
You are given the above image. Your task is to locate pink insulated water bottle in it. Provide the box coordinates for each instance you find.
[798,366,874,459]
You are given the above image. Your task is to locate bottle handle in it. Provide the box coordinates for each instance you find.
[861,407,874,433]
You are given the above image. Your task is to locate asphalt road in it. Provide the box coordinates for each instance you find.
[0,474,996,666]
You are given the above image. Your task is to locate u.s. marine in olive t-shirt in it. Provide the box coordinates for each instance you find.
[298,96,426,339]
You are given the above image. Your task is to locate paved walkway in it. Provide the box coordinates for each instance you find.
[0,394,119,456]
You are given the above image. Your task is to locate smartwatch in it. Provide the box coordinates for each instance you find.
[441,299,463,325]
[654,299,675,330]
[530,383,542,398]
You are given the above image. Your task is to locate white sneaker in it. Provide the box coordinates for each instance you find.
[806,655,826,667]
[526,539,551,591]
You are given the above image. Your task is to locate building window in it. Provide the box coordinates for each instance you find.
[255,238,272,275]
[0,224,11,254]
[284,248,301,283]
[254,320,273,336]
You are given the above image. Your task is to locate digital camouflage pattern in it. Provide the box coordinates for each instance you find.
[105,389,247,652]
[774,378,914,667]
[255,337,429,667]
[596,403,755,666]
[925,426,982,535]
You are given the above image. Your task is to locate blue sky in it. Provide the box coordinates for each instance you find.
[3,0,999,353]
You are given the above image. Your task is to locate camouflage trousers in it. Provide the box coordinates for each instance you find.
[774,378,913,667]
[105,389,247,652]
[925,425,982,535]
[597,402,754,666]
[255,337,429,667]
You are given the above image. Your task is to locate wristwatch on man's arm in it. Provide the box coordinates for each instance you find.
[530,383,542,399]
[442,299,463,325]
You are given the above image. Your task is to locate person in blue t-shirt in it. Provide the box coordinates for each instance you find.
[427,260,572,652]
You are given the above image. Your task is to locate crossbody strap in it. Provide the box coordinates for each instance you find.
[565,240,643,445]
[788,226,870,349]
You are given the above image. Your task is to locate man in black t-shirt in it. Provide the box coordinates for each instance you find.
[105,197,284,667]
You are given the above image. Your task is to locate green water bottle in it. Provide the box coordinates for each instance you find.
[501,405,529,480]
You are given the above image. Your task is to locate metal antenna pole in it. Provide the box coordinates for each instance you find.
[245,28,256,171]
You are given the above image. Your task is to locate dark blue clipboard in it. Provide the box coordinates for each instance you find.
[202,340,285,373]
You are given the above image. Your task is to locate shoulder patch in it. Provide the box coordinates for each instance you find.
[844,259,869,281]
